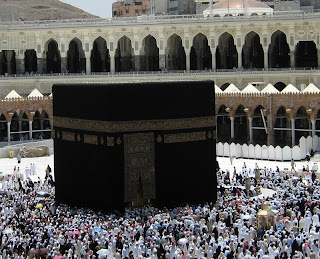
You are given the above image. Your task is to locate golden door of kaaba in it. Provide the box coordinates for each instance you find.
[124,133,156,205]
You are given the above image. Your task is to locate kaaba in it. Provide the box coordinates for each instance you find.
[53,81,217,211]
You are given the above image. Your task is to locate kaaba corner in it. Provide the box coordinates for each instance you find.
[53,81,217,211]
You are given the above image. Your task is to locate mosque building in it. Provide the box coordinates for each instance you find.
[0,0,319,148]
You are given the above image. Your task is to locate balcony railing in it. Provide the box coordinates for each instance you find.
[0,67,318,80]
[0,10,320,29]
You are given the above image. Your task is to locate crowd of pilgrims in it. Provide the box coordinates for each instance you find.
[0,161,319,258]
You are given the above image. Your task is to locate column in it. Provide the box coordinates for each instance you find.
[267,115,275,146]
[186,52,190,71]
[7,122,10,142]
[18,121,22,140]
[248,117,253,143]
[159,52,166,72]
[311,119,316,137]
[230,117,235,140]
[211,49,216,70]
[40,119,44,137]
[134,55,141,71]
[16,55,25,75]
[61,57,67,73]
[85,54,91,74]
[29,121,33,140]
[110,52,115,73]
[291,118,295,147]
[237,48,242,69]
[37,58,44,74]
[263,48,268,69]
[6,51,14,75]
[290,51,295,68]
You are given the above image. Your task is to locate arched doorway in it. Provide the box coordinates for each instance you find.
[268,31,290,68]
[91,37,110,73]
[46,40,61,73]
[0,114,7,142]
[274,107,291,147]
[190,33,212,70]
[242,32,264,69]
[140,35,159,71]
[0,50,16,75]
[166,34,186,71]
[234,105,248,144]
[115,36,134,72]
[67,38,86,73]
[216,32,237,69]
[295,107,310,145]
[252,105,267,145]
[217,105,230,143]
[295,41,318,68]
[24,50,37,73]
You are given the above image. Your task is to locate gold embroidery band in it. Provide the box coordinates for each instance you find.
[62,131,74,142]
[53,116,215,133]
[84,134,98,145]
[164,132,207,144]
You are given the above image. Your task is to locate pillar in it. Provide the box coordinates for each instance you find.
[248,117,253,143]
[267,115,275,146]
[237,48,242,69]
[291,118,295,147]
[110,52,115,73]
[311,119,316,137]
[186,52,190,71]
[61,57,67,73]
[263,48,268,69]
[85,54,91,74]
[7,122,10,142]
[211,49,216,70]
[230,117,235,140]
[159,52,166,71]
[40,119,44,137]
[37,58,44,74]
[134,55,141,71]
[6,51,14,75]
[18,121,22,140]
[290,51,295,68]
[29,121,32,140]
[16,56,25,75]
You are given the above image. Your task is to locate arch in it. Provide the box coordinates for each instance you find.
[11,111,29,141]
[234,105,248,144]
[242,31,264,69]
[165,34,186,71]
[91,36,110,73]
[190,33,212,70]
[24,49,37,73]
[0,50,16,75]
[295,41,318,68]
[252,105,267,145]
[32,108,51,139]
[67,38,86,73]
[46,39,61,73]
[295,106,310,146]
[268,30,290,68]
[274,106,291,147]
[115,35,134,72]
[216,32,237,69]
[217,105,231,143]
[274,82,286,92]
[0,114,7,142]
[140,35,159,71]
